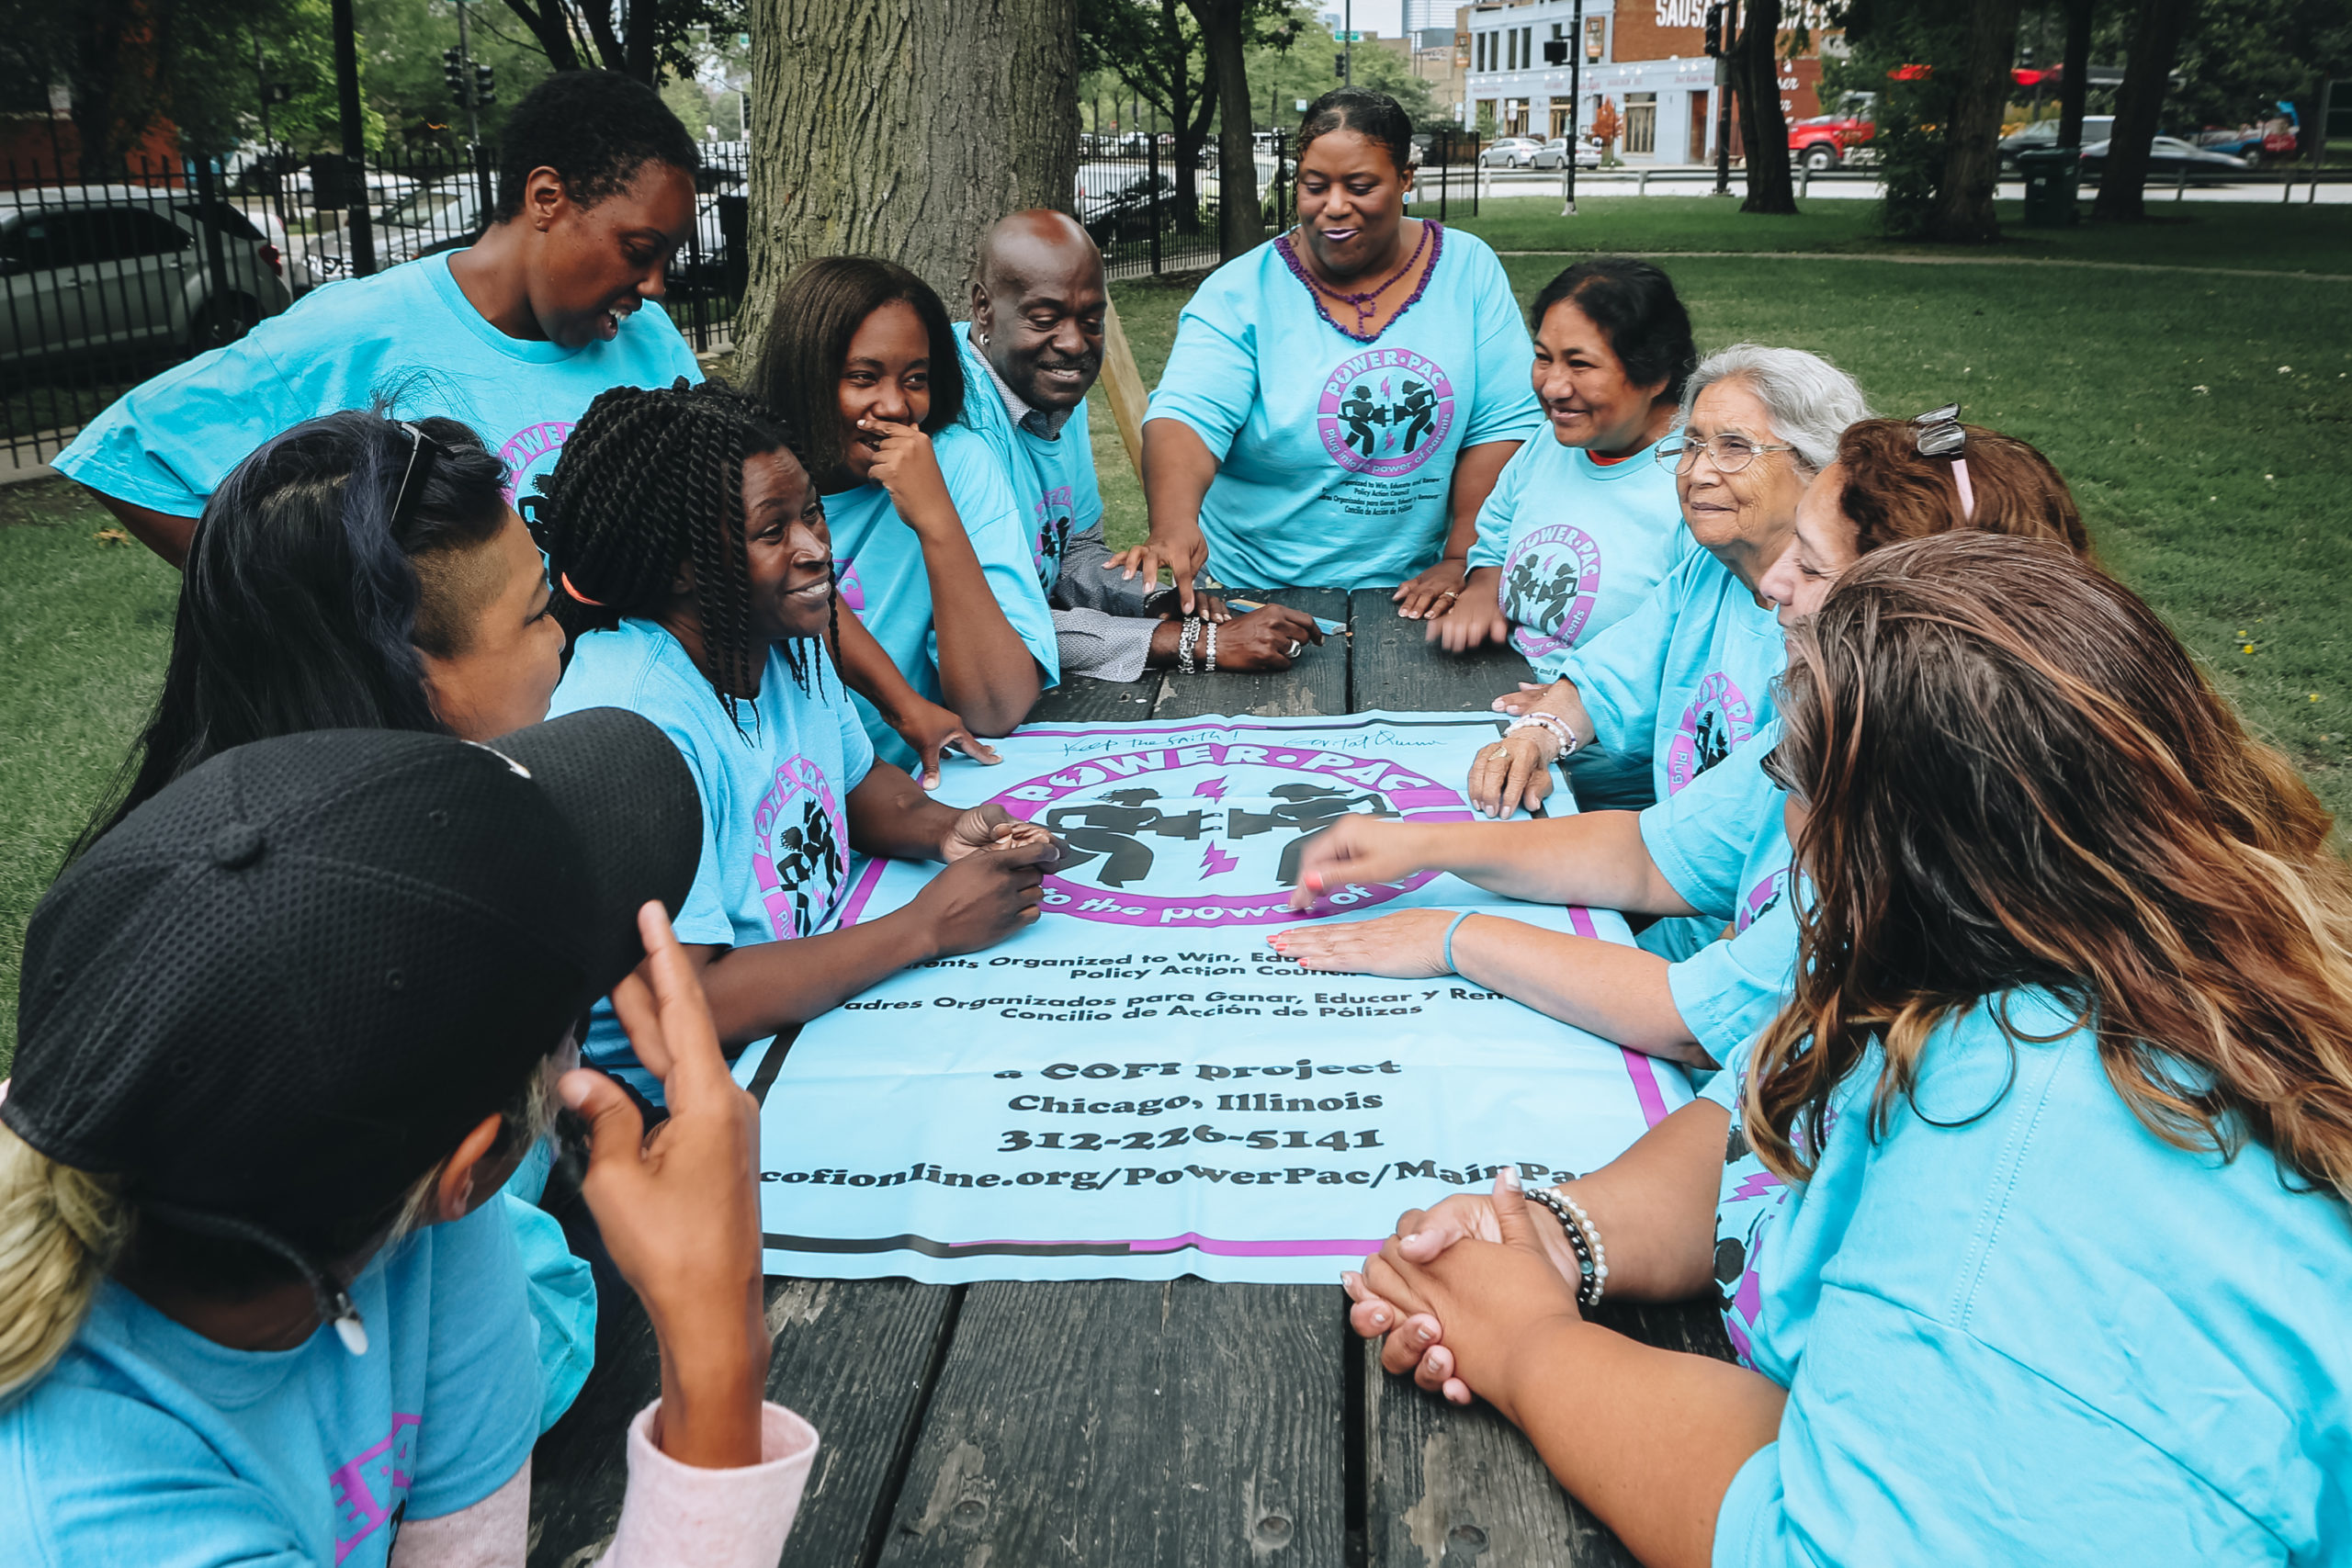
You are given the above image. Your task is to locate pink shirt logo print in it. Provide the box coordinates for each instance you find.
[329,1413,420,1564]
[753,755,850,941]
[1500,524,1605,660]
[1316,349,1455,478]
[1665,671,1755,794]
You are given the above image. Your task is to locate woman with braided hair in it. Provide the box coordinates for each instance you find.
[539,378,1059,1106]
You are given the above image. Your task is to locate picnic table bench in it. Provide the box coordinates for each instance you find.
[527,588,1735,1568]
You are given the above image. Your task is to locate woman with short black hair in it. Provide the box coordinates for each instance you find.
[1112,87,1541,613]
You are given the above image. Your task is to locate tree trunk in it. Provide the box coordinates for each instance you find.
[1186,0,1264,257]
[738,0,1080,376]
[1732,0,1796,215]
[1927,0,2025,242]
[2056,0,2092,147]
[574,0,629,75]
[2091,0,2199,220]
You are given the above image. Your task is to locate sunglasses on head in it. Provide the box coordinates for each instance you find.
[1914,403,1974,522]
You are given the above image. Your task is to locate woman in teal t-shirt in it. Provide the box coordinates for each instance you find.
[1273,415,2091,1073]
[757,257,1060,778]
[1113,88,1541,610]
[1340,535,2352,1567]
[1444,257,1696,664]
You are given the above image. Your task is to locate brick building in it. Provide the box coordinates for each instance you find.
[1462,0,1829,164]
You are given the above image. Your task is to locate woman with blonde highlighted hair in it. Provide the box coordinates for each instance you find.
[1339,533,2352,1566]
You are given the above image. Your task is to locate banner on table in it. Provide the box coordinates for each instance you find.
[740,712,1690,1284]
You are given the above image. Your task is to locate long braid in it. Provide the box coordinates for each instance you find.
[535,378,831,728]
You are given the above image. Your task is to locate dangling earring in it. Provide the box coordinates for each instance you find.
[979,333,990,345]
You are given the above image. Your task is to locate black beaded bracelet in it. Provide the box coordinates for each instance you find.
[1527,1185,1606,1309]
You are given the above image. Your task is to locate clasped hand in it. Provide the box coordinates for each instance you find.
[1342,1173,1585,1425]
[911,805,1060,957]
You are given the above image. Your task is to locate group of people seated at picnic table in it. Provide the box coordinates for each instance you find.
[1,65,2345,1568]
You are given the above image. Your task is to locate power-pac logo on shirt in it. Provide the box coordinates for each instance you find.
[831,558,867,616]
[329,1412,419,1563]
[1032,485,1074,591]
[1316,349,1455,478]
[988,740,1473,928]
[498,420,573,507]
[1736,867,1787,934]
[753,756,850,941]
[1664,672,1754,794]
[1500,524,1604,660]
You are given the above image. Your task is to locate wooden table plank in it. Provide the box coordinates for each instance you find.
[1031,669,1165,725]
[527,1279,957,1568]
[875,1280,1349,1566]
[1345,589,1533,716]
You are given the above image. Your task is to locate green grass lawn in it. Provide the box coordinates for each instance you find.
[6,195,2348,1066]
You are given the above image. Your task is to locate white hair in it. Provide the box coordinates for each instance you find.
[1679,344,1870,474]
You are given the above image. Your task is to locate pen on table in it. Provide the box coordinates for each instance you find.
[1227,599,1349,637]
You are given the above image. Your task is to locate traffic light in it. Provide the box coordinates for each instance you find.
[474,63,495,107]
[1334,52,1346,78]
[444,47,468,107]
[1543,38,1568,64]
[1703,4,1723,57]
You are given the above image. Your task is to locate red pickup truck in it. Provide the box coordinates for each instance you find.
[1789,93,1878,170]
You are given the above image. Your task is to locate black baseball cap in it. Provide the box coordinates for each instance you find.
[6,708,701,1258]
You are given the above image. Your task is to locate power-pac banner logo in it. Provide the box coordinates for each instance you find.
[1317,349,1455,477]
[989,741,1475,927]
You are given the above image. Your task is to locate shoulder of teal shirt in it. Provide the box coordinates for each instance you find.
[1465,430,1543,569]
[1553,541,1715,741]
[1718,995,2352,1566]
[1639,716,1785,917]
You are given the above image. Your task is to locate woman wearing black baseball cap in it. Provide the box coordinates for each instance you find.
[0,715,815,1564]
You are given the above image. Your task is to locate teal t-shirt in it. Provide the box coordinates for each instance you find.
[53,251,700,515]
[1465,433,1693,671]
[0,1201,540,1568]
[1145,221,1542,591]
[822,422,1060,768]
[1557,547,1787,804]
[547,622,876,1100]
[1639,720,1802,1063]
[953,325,1106,595]
[1704,992,2352,1565]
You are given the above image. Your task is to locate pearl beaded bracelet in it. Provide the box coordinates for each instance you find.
[1527,1183,1609,1309]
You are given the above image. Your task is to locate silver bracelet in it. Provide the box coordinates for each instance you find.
[1204,618,1218,672]
[1178,616,1202,674]
[1507,711,1579,758]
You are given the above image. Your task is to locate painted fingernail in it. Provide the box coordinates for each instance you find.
[1415,1324,1434,1344]
[1369,1310,1388,1328]
[1498,1164,1523,1191]
[1341,1270,1363,1291]
[1400,1231,1420,1245]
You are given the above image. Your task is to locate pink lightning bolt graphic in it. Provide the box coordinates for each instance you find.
[1730,1171,1783,1201]
[1200,843,1238,877]
[1193,777,1227,800]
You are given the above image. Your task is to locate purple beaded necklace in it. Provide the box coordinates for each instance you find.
[1277,220,1444,344]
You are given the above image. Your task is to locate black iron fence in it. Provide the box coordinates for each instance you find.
[4,129,1492,468]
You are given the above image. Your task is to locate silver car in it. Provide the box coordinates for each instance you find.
[1478,137,1544,168]
[0,186,293,367]
[1531,137,1603,170]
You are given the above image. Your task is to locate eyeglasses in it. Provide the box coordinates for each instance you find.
[1654,433,1796,475]
[1912,402,1975,521]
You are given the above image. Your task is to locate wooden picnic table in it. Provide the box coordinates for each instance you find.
[527,588,1734,1568]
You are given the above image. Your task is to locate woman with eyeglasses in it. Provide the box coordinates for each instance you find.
[1464,344,1865,828]
[1327,533,2352,1568]
[1271,415,2086,1074]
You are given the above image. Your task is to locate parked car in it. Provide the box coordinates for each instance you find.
[1075,166,1227,244]
[1789,107,1876,170]
[370,177,487,269]
[0,185,293,367]
[2078,135,2251,182]
[1531,136,1602,170]
[1998,116,2114,170]
[1477,137,1544,169]
[2194,114,2300,168]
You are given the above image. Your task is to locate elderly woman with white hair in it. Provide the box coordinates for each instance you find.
[1465,344,1867,822]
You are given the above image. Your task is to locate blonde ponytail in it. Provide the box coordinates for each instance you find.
[0,1122,129,1399]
